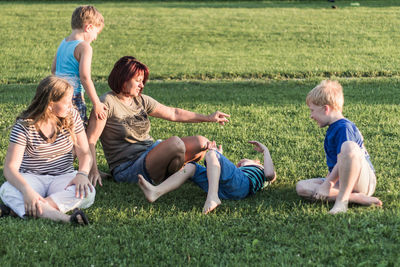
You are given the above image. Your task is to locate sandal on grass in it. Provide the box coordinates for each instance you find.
[0,204,11,218]
[70,208,89,226]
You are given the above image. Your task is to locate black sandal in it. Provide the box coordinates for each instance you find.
[0,204,11,218]
[70,208,89,226]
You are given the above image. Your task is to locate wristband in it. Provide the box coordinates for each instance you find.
[77,171,89,177]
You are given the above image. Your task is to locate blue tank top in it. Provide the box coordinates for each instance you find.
[55,39,84,94]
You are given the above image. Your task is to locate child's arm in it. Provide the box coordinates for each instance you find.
[77,42,107,120]
[86,110,107,187]
[248,141,276,181]
[51,54,57,75]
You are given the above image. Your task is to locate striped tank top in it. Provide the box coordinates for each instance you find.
[239,165,269,195]
[9,109,84,176]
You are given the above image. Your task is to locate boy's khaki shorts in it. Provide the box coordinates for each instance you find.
[353,154,376,197]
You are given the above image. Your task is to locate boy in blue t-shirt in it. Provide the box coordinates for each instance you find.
[51,5,107,125]
[296,80,382,214]
[138,141,276,214]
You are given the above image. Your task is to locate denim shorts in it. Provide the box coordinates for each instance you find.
[72,93,88,126]
[112,140,162,184]
[190,151,250,200]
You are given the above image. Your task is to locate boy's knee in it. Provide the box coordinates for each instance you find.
[340,141,361,159]
[296,180,312,197]
[205,149,218,162]
[295,180,305,196]
[0,182,19,201]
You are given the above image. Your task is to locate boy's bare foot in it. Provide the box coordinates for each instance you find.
[350,193,383,207]
[329,200,348,214]
[138,174,159,203]
[203,196,221,214]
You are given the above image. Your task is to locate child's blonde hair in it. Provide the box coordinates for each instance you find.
[71,5,104,30]
[306,80,344,111]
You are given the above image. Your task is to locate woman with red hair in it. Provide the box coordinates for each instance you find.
[87,56,229,187]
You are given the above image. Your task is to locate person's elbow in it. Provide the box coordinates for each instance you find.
[3,164,19,181]
[264,171,276,182]
[80,75,92,85]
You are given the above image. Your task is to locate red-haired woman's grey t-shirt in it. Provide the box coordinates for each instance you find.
[99,92,159,170]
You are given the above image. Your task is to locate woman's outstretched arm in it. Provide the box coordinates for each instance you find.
[149,103,230,125]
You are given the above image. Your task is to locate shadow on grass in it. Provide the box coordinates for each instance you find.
[1,78,399,108]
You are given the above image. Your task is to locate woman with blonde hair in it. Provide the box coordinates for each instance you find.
[0,75,95,225]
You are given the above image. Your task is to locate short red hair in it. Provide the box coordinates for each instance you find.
[108,56,149,95]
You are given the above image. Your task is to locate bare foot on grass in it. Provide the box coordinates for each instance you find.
[350,193,383,207]
[138,174,159,203]
[329,200,348,214]
[203,196,221,214]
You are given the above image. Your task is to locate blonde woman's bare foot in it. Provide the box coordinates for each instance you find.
[138,174,159,203]
[329,200,348,214]
[203,196,221,214]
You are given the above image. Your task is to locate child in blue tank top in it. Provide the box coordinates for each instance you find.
[137,141,276,214]
[51,5,107,125]
[296,80,382,214]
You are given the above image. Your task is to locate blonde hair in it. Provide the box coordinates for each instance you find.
[71,5,104,29]
[306,80,344,111]
[18,76,76,142]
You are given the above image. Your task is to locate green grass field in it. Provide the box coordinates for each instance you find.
[1,1,400,266]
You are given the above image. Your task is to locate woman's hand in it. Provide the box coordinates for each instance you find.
[89,168,102,187]
[23,187,46,217]
[208,111,230,125]
[65,172,94,199]
[248,141,268,153]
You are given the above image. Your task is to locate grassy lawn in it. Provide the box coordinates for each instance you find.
[1,1,400,82]
[1,78,400,265]
[1,1,400,266]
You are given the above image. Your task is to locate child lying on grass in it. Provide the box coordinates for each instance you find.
[138,141,276,214]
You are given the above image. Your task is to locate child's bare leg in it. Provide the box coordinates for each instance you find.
[325,188,382,206]
[297,178,382,207]
[138,164,196,203]
[203,150,222,214]
[349,193,382,207]
[296,178,325,199]
[330,141,362,214]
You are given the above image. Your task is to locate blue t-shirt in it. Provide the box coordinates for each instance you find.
[55,39,84,94]
[324,118,374,173]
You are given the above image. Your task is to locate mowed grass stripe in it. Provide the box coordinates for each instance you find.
[1,1,400,83]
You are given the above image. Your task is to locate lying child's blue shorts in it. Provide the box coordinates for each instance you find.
[190,151,250,200]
